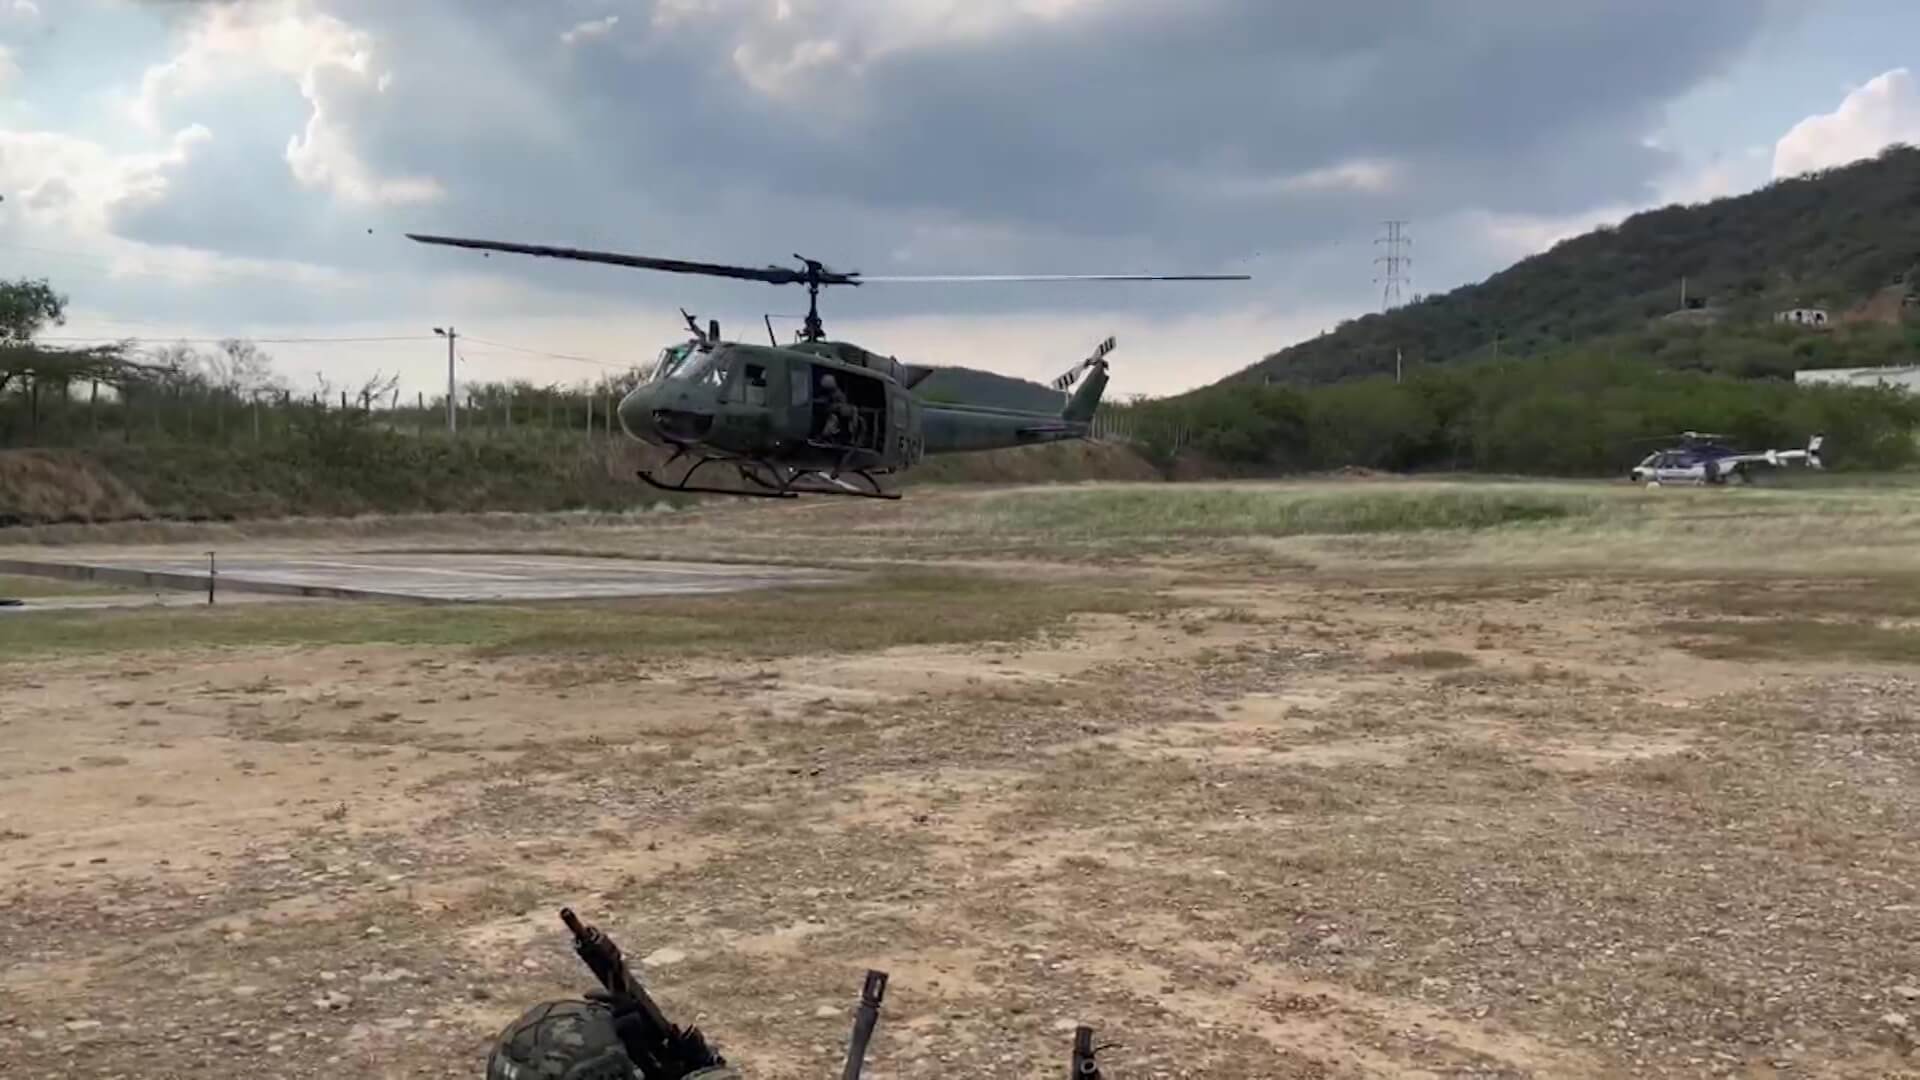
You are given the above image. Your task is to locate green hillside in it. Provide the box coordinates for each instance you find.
[1226,143,1920,388]
[913,365,1066,413]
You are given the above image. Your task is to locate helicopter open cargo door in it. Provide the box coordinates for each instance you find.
[818,367,882,450]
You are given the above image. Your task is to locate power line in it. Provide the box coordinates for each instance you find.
[1373,220,1412,312]
[36,331,628,368]
[458,334,626,368]
[35,334,434,345]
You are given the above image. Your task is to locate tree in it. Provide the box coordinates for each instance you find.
[0,277,65,344]
[204,338,287,397]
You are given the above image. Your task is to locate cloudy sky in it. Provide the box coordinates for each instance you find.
[4,0,1920,401]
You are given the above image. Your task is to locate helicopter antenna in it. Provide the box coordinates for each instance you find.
[405,233,1250,343]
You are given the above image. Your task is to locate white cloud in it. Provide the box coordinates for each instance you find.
[560,15,620,46]
[730,35,849,98]
[7,0,37,20]
[1773,67,1920,179]
[1464,203,1636,265]
[285,69,444,205]
[130,0,442,206]
[690,0,1111,100]
[0,124,209,236]
[0,122,352,297]
[1649,150,1768,206]
[1277,159,1402,196]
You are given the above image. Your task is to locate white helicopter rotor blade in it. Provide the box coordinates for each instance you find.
[856,272,1251,282]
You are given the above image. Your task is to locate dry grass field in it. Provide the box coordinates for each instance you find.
[2,477,1917,1079]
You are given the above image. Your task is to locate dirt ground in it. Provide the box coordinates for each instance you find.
[2,481,1918,1079]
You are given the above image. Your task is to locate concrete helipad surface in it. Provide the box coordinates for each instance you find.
[0,552,851,603]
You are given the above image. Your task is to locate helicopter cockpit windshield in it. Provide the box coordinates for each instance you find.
[673,348,729,388]
[648,343,730,389]
[650,344,692,382]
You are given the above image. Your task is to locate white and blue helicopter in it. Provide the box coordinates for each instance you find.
[1628,431,1824,487]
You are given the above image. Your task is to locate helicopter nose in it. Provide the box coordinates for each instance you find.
[617,385,656,441]
[618,383,714,443]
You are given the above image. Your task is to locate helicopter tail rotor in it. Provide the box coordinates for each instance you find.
[1053,336,1116,392]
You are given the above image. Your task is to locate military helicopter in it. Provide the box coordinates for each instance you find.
[1627,430,1825,487]
[405,233,1248,499]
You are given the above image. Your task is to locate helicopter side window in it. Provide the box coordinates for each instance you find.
[790,366,810,408]
[743,364,767,406]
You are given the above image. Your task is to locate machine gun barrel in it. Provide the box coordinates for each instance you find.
[839,970,888,1080]
[1071,1025,1105,1079]
[558,907,725,1080]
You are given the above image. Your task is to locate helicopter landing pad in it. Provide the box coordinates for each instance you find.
[0,552,852,604]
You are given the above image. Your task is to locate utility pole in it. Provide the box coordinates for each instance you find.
[434,326,457,433]
[1373,220,1412,312]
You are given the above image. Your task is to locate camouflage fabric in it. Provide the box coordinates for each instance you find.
[486,999,637,1080]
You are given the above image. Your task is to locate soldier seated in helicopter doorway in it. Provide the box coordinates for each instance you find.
[817,374,862,446]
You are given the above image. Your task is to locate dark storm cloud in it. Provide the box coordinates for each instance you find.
[102,0,1799,324]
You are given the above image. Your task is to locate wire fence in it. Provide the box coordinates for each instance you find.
[0,378,643,450]
[2,371,1192,456]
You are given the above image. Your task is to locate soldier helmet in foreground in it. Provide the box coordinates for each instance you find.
[486,999,635,1080]
[486,999,742,1080]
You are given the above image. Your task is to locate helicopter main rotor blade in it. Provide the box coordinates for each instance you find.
[854,273,1251,282]
[405,233,1251,286]
[404,234,858,286]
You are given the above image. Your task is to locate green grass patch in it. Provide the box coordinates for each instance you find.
[0,570,1160,660]
[1660,618,1920,663]
[965,485,1612,539]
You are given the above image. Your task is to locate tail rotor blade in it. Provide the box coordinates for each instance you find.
[1052,336,1117,392]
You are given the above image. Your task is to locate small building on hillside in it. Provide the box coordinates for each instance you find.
[1775,307,1831,328]
[1794,364,1920,392]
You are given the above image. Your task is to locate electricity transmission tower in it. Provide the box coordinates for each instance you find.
[1373,220,1412,312]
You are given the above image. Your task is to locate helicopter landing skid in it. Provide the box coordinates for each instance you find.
[786,469,901,500]
[637,450,900,500]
